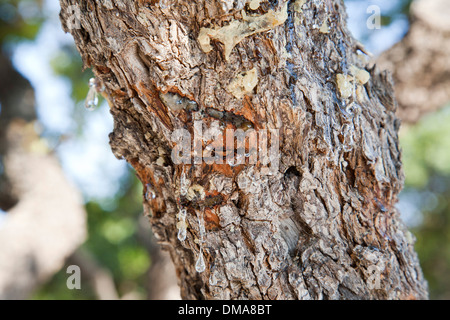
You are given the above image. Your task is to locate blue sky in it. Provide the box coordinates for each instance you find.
[11,0,127,200]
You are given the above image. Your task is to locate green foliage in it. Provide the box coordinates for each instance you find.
[34,171,148,299]
[398,0,414,16]
[118,246,150,280]
[400,105,450,299]
[32,269,97,300]
[1,0,150,299]
[401,107,450,188]
[84,172,146,282]
[413,200,450,299]
[379,15,392,27]
[49,44,107,138]
[49,45,97,103]
[0,0,44,45]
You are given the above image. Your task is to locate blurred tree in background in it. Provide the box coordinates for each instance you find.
[0,0,43,43]
[400,108,450,300]
[0,0,163,300]
[0,0,448,299]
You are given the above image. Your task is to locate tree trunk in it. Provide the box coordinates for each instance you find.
[59,0,428,299]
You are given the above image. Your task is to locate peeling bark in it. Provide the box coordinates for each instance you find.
[59,0,428,299]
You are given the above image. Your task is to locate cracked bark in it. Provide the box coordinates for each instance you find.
[59,0,428,299]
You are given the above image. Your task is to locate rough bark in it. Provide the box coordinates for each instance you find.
[378,0,450,124]
[59,0,428,299]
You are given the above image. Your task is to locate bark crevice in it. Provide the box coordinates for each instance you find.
[60,0,428,299]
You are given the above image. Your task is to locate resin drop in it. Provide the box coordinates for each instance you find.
[176,208,187,242]
[85,78,99,111]
[177,226,187,241]
[195,250,206,273]
[145,184,156,201]
[180,168,189,196]
[198,214,206,240]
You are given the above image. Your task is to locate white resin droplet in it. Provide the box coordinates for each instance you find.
[180,168,189,196]
[145,184,156,201]
[197,211,206,243]
[85,78,99,111]
[85,88,98,111]
[177,226,187,241]
[177,208,187,242]
[195,249,206,273]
